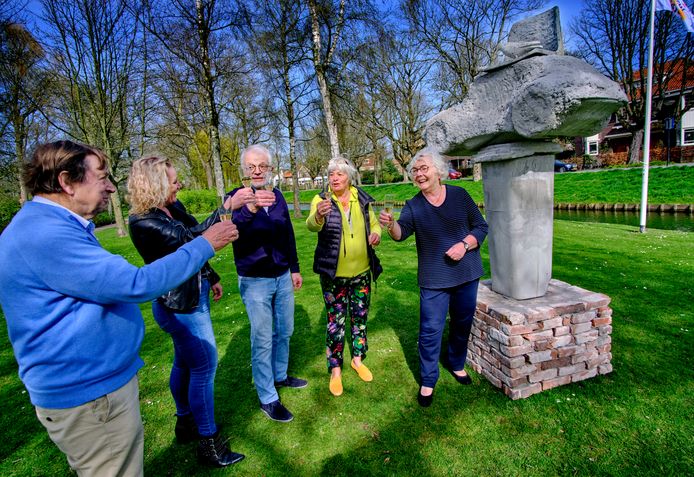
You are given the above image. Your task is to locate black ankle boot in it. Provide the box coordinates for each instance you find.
[197,431,245,467]
[174,413,199,443]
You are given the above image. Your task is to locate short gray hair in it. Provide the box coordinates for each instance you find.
[327,155,357,184]
[241,144,272,164]
[407,148,448,180]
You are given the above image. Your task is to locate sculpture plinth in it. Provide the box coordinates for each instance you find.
[469,280,613,400]
[476,142,560,299]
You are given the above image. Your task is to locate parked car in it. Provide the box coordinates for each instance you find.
[448,165,463,179]
[554,159,575,173]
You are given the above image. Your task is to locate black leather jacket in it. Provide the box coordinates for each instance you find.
[129,200,221,312]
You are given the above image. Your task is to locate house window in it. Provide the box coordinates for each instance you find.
[683,128,694,145]
[586,139,599,155]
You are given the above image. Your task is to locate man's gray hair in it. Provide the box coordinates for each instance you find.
[407,148,448,180]
[241,144,272,164]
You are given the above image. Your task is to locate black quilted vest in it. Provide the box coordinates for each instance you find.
[312,187,383,281]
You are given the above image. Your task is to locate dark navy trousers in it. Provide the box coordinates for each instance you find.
[418,279,479,388]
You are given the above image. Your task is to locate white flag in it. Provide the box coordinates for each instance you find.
[656,0,694,33]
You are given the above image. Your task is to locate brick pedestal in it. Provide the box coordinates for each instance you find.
[469,279,613,399]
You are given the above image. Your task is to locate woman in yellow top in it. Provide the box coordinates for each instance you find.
[307,156,383,396]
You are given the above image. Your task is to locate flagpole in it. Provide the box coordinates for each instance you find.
[640,0,658,233]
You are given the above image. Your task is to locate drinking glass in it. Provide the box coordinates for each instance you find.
[219,195,232,222]
[383,194,395,215]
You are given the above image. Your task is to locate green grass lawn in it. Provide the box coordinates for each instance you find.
[287,165,694,205]
[1,215,692,476]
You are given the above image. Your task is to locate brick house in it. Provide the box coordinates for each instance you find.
[575,59,694,167]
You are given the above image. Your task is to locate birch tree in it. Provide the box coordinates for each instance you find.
[241,0,313,216]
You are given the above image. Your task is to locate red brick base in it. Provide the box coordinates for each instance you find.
[469,279,613,400]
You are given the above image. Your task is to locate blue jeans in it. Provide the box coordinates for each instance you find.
[238,270,295,405]
[419,279,479,388]
[152,279,218,437]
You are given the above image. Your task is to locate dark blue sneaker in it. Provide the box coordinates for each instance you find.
[260,400,294,423]
[274,376,308,389]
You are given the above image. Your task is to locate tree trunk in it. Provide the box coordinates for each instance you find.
[284,74,301,218]
[13,115,28,204]
[197,0,225,197]
[628,129,644,164]
[109,189,127,236]
[102,143,127,237]
[372,139,380,186]
[473,162,482,182]
[315,68,340,159]
[308,0,342,160]
[202,153,215,189]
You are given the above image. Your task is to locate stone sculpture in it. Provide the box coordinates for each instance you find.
[425,6,627,300]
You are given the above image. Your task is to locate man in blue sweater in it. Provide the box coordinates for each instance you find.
[0,141,238,476]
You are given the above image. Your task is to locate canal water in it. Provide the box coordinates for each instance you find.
[291,203,693,232]
[553,209,693,232]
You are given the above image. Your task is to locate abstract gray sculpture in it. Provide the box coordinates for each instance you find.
[425,7,627,300]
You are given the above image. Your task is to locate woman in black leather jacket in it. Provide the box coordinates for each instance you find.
[127,156,244,468]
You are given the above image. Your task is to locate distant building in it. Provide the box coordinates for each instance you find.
[576,59,694,167]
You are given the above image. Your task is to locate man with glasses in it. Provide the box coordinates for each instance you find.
[227,144,307,423]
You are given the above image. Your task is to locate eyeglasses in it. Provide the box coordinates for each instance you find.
[245,163,272,173]
[410,165,429,175]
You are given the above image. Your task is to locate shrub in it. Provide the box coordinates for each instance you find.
[0,194,21,232]
[178,189,219,214]
[360,170,374,184]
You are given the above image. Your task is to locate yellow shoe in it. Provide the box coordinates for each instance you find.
[329,375,343,396]
[351,360,373,382]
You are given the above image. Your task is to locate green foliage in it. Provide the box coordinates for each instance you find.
[0,194,21,231]
[381,159,403,183]
[92,211,117,227]
[177,189,220,214]
[1,217,691,475]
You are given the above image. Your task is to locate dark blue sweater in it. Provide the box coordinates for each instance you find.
[396,185,488,289]
[230,188,300,277]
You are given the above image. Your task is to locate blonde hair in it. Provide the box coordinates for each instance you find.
[127,156,172,215]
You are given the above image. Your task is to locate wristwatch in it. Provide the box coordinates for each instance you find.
[462,240,470,251]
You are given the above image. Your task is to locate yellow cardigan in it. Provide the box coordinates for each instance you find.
[306,186,381,278]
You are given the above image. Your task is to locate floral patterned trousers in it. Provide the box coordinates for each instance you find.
[320,271,371,371]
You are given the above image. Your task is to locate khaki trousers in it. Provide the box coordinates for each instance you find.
[34,375,144,477]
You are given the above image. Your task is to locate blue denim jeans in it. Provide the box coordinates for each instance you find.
[238,270,295,405]
[418,279,479,388]
[151,279,218,437]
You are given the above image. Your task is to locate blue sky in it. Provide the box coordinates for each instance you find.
[537,2,584,34]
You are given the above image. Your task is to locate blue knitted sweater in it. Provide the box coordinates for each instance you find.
[0,201,215,408]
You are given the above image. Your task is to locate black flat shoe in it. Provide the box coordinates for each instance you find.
[447,366,472,385]
[417,388,433,407]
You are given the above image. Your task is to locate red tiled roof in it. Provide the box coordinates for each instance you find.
[633,59,694,95]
